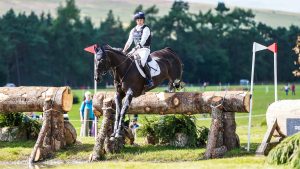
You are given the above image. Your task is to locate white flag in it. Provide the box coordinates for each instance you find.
[253,42,267,52]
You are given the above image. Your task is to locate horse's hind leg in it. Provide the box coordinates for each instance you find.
[115,89,133,138]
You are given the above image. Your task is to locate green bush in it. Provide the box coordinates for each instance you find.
[0,113,23,127]
[0,113,41,139]
[139,115,209,147]
[267,132,300,169]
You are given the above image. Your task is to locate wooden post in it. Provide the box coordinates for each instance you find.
[89,98,114,161]
[51,108,65,150]
[205,107,227,159]
[29,99,53,163]
[256,119,280,155]
[223,112,239,150]
[29,96,68,163]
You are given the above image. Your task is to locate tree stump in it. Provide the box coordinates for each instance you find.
[204,109,239,159]
[89,98,114,161]
[205,106,226,159]
[29,98,68,162]
[223,112,239,150]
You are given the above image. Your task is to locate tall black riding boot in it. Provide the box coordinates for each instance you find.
[143,63,154,88]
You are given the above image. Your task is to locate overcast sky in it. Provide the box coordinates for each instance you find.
[184,0,300,13]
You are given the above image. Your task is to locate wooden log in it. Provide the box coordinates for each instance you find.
[29,99,52,163]
[93,91,250,116]
[256,119,279,156]
[64,121,77,145]
[223,112,240,150]
[266,100,300,137]
[0,86,73,113]
[89,98,114,162]
[50,109,65,150]
[204,107,226,159]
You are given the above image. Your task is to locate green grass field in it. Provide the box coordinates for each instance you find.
[0,84,299,168]
[0,0,299,28]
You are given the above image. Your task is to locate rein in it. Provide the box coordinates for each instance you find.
[108,50,135,84]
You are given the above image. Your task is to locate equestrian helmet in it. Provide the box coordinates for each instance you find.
[134,11,145,20]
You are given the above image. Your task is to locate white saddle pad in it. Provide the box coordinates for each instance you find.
[134,57,161,78]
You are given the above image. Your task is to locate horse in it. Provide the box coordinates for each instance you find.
[94,44,183,139]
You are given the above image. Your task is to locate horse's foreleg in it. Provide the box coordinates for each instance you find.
[115,89,133,138]
[111,93,123,138]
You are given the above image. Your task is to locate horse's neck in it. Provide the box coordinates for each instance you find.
[107,50,131,81]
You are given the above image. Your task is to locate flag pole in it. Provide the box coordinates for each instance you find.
[247,43,256,152]
[94,53,98,139]
[274,51,278,102]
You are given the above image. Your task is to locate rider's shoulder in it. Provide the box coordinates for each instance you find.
[142,25,150,31]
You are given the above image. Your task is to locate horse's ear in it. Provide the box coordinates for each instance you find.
[100,45,106,55]
[94,44,99,53]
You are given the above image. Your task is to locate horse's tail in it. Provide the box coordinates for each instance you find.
[164,47,184,90]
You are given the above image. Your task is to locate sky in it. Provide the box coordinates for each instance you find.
[184,0,300,13]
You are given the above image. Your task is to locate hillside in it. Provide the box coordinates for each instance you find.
[0,0,299,28]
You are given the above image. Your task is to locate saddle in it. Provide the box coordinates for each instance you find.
[133,53,161,78]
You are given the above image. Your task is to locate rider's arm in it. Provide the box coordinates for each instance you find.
[123,29,134,52]
[139,27,150,47]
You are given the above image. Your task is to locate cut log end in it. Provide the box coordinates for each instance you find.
[244,93,251,113]
[62,87,73,112]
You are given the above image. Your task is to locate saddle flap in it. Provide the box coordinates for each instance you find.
[135,58,161,78]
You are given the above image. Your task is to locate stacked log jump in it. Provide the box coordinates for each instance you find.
[0,86,75,163]
[90,91,250,161]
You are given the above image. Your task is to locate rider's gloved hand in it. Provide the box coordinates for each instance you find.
[134,43,142,50]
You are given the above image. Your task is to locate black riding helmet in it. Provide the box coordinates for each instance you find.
[133,11,145,20]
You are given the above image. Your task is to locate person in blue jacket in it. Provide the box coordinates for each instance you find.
[80,91,95,136]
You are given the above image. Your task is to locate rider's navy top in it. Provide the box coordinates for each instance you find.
[125,24,151,48]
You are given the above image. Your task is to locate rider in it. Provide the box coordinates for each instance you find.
[122,11,154,88]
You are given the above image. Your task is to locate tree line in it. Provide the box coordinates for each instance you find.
[0,0,299,87]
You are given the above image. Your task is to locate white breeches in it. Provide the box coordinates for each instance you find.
[130,48,150,67]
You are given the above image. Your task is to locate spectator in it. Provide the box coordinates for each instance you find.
[284,84,289,96]
[291,83,296,95]
[129,118,140,140]
[25,112,38,120]
[80,91,95,137]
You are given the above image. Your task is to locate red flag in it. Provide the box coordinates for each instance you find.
[267,43,277,53]
[84,44,97,54]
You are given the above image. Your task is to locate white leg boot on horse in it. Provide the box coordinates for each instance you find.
[115,89,133,139]
[110,93,123,140]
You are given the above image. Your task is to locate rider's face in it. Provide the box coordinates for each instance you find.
[136,19,144,26]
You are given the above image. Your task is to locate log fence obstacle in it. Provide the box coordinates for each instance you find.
[0,86,75,163]
[89,91,250,161]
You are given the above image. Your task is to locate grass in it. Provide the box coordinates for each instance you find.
[0,84,299,168]
[0,0,299,28]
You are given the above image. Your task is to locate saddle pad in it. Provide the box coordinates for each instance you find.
[135,57,161,78]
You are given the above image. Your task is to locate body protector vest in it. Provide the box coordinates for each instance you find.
[133,25,151,47]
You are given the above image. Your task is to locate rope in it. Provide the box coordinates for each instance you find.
[43,108,63,114]
[210,89,228,111]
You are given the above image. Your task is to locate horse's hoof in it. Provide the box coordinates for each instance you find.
[115,133,123,138]
[110,132,116,137]
[109,137,115,141]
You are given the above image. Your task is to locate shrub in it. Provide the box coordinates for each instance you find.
[0,113,41,139]
[267,132,300,169]
[73,95,80,104]
[139,115,209,147]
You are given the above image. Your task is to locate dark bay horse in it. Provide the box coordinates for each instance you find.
[94,45,183,139]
